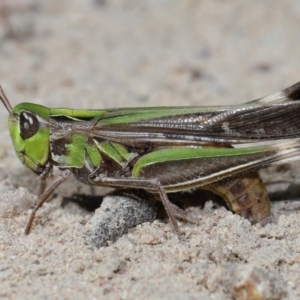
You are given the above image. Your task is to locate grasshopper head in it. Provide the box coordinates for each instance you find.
[0,87,51,175]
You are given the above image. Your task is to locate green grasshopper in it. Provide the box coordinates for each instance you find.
[1,81,300,236]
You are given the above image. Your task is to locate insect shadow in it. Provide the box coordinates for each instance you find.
[60,184,300,223]
[60,188,228,217]
[267,182,300,202]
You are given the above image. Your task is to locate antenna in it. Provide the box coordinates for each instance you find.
[0,85,12,114]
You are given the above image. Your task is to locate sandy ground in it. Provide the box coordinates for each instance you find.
[1,1,300,299]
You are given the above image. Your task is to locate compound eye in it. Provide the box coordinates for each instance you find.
[20,111,39,139]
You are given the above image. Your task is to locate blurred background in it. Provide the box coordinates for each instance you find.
[1,0,299,111]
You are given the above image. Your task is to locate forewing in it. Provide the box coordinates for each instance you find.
[249,81,300,104]
[90,100,300,146]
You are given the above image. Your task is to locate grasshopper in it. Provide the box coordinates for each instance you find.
[1,82,300,236]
